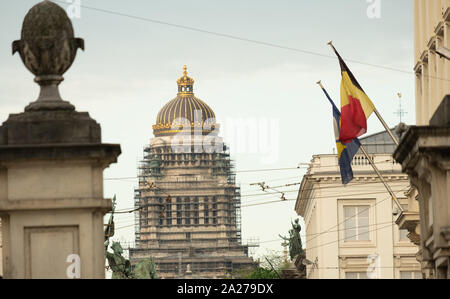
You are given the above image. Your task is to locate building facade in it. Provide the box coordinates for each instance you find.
[0,218,2,277]
[393,0,450,279]
[296,129,421,279]
[129,67,254,278]
[414,0,450,125]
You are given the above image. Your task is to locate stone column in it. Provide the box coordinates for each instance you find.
[0,1,121,278]
[394,95,450,279]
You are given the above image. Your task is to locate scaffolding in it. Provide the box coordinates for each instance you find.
[130,142,253,278]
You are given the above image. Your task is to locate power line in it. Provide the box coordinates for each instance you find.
[306,222,395,252]
[109,185,409,214]
[240,175,303,184]
[241,188,405,208]
[104,166,304,181]
[103,158,400,182]
[257,220,398,246]
[50,0,450,82]
[243,187,407,202]
[105,177,408,212]
[109,188,408,214]
[305,186,409,243]
[247,177,406,196]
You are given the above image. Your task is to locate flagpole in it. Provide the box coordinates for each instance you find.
[358,145,403,212]
[316,81,403,212]
[327,41,399,146]
[373,108,399,146]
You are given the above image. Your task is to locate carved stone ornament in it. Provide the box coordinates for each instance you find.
[12,0,84,111]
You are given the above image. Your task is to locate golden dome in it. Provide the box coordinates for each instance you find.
[152,66,217,137]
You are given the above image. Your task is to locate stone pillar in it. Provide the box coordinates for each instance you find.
[394,95,450,279]
[0,1,121,278]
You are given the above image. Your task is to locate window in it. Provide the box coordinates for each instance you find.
[177,198,182,210]
[400,271,421,279]
[194,198,199,224]
[166,203,171,220]
[345,272,368,279]
[194,197,199,210]
[343,205,370,241]
[212,211,217,224]
[177,211,182,225]
[194,212,199,224]
[185,211,190,225]
[204,198,210,224]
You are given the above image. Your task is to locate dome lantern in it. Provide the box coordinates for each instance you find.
[176,65,195,95]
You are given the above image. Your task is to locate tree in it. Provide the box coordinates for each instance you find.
[231,250,289,279]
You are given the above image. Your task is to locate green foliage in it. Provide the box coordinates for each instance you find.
[244,267,280,279]
[230,250,289,279]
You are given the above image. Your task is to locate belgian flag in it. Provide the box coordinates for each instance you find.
[330,45,375,144]
[320,85,360,185]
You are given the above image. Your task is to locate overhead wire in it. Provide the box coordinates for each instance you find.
[48,0,450,82]
[108,180,409,214]
[306,222,395,252]
[305,186,410,243]
[62,0,414,249]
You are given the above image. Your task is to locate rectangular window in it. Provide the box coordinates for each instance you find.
[344,205,370,241]
[166,203,171,218]
[345,272,368,279]
[185,211,190,225]
[212,211,217,224]
[204,199,209,224]
[400,271,421,279]
[194,212,199,224]
[177,211,182,225]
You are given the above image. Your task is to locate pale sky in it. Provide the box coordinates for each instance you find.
[0,0,415,259]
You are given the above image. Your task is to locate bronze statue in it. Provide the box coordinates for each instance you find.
[279,218,304,261]
[133,256,158,279]
[104,195,158,279]
[105,241,134,279]
[105,241,158,279]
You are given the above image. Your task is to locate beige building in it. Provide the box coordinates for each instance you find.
[0,218,2,277]
[129,67,254,278]
[296,130,421,279]
[393,0,450,279]
[414,0,450,125]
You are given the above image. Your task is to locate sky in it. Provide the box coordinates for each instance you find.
[0,0,415,259]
